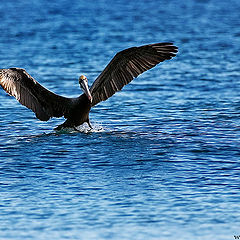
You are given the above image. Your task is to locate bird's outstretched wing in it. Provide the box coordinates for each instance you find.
[90,42,178,107]
[0,68,75,121]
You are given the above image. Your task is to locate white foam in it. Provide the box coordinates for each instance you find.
[55,122,105,134]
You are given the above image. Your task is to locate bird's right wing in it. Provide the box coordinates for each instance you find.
[0,68,75,121]
[90,42,178,107]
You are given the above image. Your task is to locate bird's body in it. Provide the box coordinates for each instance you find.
[0,42,178,131]
[55,94,92,130]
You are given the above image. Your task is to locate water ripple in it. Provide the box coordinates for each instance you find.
[0,0,240,239]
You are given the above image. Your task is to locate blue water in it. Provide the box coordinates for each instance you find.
[0,0,240,239]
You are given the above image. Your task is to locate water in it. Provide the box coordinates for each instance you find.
[0,0,240,239]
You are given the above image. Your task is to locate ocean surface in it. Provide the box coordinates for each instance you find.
[0,0,240,239]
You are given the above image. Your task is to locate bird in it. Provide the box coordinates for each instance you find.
[0,42,178,131]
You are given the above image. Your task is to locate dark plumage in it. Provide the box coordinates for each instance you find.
[0,42,178,130]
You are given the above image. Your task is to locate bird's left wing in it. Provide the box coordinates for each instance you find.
[90,42,178,107]
[0,68,75,121]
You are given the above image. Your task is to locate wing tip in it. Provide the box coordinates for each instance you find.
[153,42,178,51]
[152,42,178,59]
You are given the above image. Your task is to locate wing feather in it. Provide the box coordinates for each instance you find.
[0,68,74,121]
[90,42,178,107]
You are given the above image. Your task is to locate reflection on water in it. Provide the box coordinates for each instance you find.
[0,0,240,239]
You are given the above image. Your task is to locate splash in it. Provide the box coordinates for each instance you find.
[55,122,105,134]
[75,122,105,133]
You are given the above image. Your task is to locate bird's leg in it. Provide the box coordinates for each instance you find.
[73,126,81,132]
[54,123,64,131]
[87,119,93,129]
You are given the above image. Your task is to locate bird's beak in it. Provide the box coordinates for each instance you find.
[81,80,93,103]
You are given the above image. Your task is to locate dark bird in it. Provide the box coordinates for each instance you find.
[0,42,178,131]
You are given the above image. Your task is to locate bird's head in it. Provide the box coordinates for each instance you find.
[79,75,92,103]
